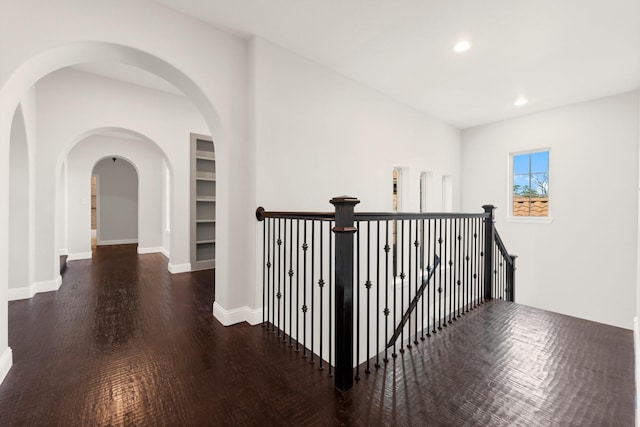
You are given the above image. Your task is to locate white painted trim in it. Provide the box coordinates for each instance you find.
[97,238,138,246]
[506,216,554,224]
[8,285,34,301]
[213,302,263,326]
[137,246,164,255]
[634,317,639,427]
[0,347,13,386]
[160,247,170,258]
[8,276,62,301]
[59,248,69,256]
[168,262,191,274]
[34,276,62,294]
[68,252,92,261]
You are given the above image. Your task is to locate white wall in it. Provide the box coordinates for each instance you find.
[9,107,29,290]
[253,38,461,213]
[0,1,253,381]
[35,68,207,271]
[93,157,139,245]
[67,136,168,260]
[248,37,461,324]
[461,91,640,329]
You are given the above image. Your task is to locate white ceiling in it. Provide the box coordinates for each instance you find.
[154,0,640,129]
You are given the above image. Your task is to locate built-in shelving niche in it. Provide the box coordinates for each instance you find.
[190,133,215,270]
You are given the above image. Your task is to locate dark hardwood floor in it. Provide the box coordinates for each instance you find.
[0,244,634,426]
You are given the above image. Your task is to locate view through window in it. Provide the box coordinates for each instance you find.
[512,150,549,217]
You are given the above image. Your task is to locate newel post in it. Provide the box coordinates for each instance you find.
[482,205,495,300]
[507,255,517,302]
[331,196,360,392]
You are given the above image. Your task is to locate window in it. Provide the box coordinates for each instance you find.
[512,150,549,217]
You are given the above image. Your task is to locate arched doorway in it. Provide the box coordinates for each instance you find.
[92,157,139,248]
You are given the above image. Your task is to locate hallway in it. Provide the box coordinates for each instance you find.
[0,245,634,426]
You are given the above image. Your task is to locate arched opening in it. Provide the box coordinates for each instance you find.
[0,42,238,380]
[92,157,139,248]
[63,129,173,267]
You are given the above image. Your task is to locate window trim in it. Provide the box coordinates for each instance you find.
[507,147,553,223]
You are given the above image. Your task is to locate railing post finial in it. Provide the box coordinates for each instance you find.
[331,196,360,392]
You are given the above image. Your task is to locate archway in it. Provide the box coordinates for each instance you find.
[92,157,139,248]
[62,129,174,269]
[0,42,236,382]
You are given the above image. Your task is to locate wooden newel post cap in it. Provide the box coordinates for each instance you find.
[256,207,266,221]
[330,196,360,206]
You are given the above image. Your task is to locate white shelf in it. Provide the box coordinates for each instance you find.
[191,133,216,271]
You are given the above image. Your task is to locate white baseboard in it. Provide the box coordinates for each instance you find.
[8,276,61,301]
[59,248,68,256]
[68,252,92,261]
[97,238,138,246]
[213,302,263,326]
[168,262,191,274]
[34,276,62,294]
[8,285,34,301]
[634,316,639,427]
[0,347,13,386]
[160,247,170,258]
[137,246,163,255]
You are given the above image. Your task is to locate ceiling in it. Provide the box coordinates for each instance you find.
[153,0,640,129]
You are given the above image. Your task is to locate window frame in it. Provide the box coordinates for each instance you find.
[507,148,553,223]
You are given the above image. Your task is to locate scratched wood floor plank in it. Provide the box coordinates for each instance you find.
[0,244,634,426]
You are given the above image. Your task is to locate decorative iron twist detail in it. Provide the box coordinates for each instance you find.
[365,280,372,289]
[288,269,294,277]
[266,262,272,269]
[276,292,282,299]
[302,305,308,313]
[302,243,308,251]
[399,272,406,280]
[318,279,325,288]
[448,260,453,266]
[384,244,390,253]
[277,239,282,246]
[438,237,443,244]
[414,240,419,248]
[383,308,390,316]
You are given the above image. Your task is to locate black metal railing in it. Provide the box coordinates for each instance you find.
[255,197,516,392]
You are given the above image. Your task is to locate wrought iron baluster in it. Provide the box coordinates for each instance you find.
[302,220,308,358]
[384,221,390,363]
[413,219,419,345]
[455,218,461,320]
[266,218,272,330]
[355,221,361,379]
[310,221,315,363]
[282,219,287,340]
[276,219,282,334]
[437,218,443,331]
[288,219,294,345]
[406,220,412,349]
[420,219,426,340]
[400,220,406,353]
[442,218,448,328]
[365,221,372,373]
[375,221,381,368]
[319,221,324,370]
[295,219,300,352]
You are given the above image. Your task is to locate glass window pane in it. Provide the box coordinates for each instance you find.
[513,154,529,175]
[513,174,530,196]
[531,173,548,196]
[530,151,549,173]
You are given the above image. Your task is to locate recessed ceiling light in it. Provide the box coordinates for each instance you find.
[514,97,529,107]
[453,40,472,53]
